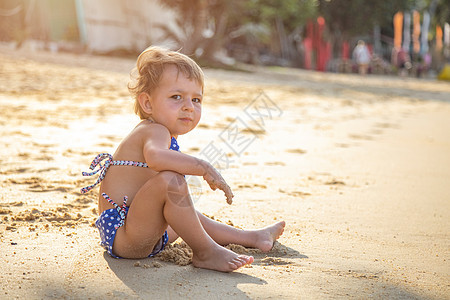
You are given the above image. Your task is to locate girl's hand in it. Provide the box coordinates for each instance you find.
[202,162,234,204]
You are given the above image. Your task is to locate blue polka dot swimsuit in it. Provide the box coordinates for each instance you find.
[81,137,180,258]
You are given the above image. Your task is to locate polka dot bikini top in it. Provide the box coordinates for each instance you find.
[80,137,180,194]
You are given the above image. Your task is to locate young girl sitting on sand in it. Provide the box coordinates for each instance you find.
[80,46,285,272]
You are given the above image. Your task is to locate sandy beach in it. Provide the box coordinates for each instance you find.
[0,46,449,299]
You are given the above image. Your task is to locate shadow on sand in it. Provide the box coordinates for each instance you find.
[104,242,307,298]
[105,253,262,299]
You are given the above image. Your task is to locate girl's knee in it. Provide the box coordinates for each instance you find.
[157,170,185,187]
[157,171,191,206]
[136,171,186,204]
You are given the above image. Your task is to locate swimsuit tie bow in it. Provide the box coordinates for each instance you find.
[102,193,128,229]
[80,153,113,194]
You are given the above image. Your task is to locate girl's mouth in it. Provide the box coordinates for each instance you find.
[179,117,193,122]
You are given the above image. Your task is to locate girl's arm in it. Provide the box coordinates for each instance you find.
[143,124,234,203]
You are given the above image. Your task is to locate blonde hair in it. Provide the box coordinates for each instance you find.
[128,46,204,119]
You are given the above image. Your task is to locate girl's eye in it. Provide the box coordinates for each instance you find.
[192,98,202,104]
[171,95,181,100]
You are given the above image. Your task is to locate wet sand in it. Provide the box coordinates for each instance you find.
[0,46,449,299]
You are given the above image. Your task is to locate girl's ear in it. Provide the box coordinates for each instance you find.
[138,92,152,115]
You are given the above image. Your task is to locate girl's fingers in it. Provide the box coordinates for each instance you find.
[223,185,234,204]
[205,174,233,203]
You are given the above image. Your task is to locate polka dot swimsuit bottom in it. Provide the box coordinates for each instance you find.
[80,137,180,258]
[94,193,168,259]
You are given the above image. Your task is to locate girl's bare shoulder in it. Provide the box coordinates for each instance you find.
[133,121,171,148]
[114,121,170,158]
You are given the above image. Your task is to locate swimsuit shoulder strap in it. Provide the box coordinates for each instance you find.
[80,137,180,194]
[170,136,180,151]
[80,153,148,194]
[111,160,148,167]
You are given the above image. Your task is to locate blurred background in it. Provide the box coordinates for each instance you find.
[0,0,449,79]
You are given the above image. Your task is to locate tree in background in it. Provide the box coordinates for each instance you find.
[230,0,317,65]
[155,0,207,56]
[157,0,317,66]
[156,0,242,63]
[434,0,450,26]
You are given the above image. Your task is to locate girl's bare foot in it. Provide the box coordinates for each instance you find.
[192,245,254,272]
[254,221,286,252]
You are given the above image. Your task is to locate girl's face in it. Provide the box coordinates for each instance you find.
[147,65,203,138]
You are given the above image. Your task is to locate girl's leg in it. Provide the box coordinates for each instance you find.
[167,213,285,252]
[113,171,253,272]
[197,214,285,252]
[166,226,179,243]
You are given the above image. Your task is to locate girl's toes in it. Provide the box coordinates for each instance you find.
[228,261,239,270]
[232,258,245,267]
[240,255,254,264]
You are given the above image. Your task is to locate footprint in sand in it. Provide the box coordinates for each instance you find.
[0,167,30,175]
[265,161,286,166]
[197,124,210,129]
[238,183,267,189]
[260,257,293,266]
[241,127,266,135]
[324,179,346,186]
[370,129,383,135]
[28,184,72,193]
[375,122,399,129]
[7,177,42,185]
[335,143,351,148]
[37,167,59,173]
[348,134,373,141]
[279,188,311,197]
[288,190,311,197]
[286,149,307,154]
[96,142,115,148]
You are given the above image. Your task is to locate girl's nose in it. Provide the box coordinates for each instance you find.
[183,98,194,111]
